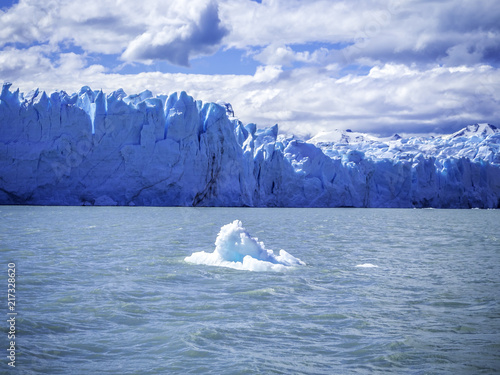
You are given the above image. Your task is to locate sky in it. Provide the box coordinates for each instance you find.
[0,0,499,137]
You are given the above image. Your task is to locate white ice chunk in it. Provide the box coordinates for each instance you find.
[184,220,305,272]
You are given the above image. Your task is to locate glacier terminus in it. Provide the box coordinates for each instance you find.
[1,83,499,208]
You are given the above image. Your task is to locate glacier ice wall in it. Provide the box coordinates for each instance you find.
[1,83,499,208]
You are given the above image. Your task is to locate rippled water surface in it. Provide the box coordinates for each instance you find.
[1,206,500,374]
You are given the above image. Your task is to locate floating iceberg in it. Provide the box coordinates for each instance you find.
[1,84,499,208]
[184,220,305,272]
[355,263,379,268]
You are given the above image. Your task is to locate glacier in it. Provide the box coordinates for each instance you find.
[1,83,499,208]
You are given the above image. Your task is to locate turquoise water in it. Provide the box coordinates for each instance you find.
[1,206,500,374]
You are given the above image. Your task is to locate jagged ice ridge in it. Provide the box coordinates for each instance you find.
[1,83,499,208]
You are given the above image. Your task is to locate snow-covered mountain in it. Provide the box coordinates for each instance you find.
[1,84,499,208]
[308,124,500,164]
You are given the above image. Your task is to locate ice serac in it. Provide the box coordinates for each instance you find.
[1,83,499,208]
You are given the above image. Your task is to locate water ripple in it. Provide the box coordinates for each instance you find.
[1,207,499,374]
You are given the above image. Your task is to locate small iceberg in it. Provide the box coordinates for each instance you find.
[355,263,378,268]
[184,220,305,272]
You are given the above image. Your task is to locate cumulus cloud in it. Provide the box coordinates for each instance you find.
[121,1,228,66]
[220,0,500,68]
[0,0,228,65]
[253,44,329,66]
[0,0,499,137]
[7,62,499,137]
[2,0,498,69]
[0,45,57,82]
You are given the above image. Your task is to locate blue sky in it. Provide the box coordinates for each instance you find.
[0,0,499,136]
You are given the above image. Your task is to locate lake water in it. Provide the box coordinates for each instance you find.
[1,206,499,374]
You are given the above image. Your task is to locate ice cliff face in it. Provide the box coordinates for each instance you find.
[1,83,499,208]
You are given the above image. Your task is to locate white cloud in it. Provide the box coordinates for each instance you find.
[0,1,56,46]
[0,45,54,81]
[219,0,363,48]
[1,0,498,70]
[0,0,228,64]
[6,62,499,137]
[121,1,228,66]
[0,0,499,137]
[220,0,500,68]
[253,44,329,66]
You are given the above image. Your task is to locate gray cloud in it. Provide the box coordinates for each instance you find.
[0,0,228,65]
[222,0,500,68]
[436,0,500,34]
[0,0,499,137]
[121,1,228,66]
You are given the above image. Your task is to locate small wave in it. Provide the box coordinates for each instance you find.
[355,263,378,268]
[184,220,305,272]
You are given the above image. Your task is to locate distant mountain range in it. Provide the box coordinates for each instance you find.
[308,123,500,165]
